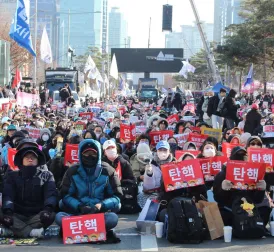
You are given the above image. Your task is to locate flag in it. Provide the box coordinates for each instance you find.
[244,64,254,86]
[9,0,36,56]
[12,68,22,89]
[110,54,118,80]
[40,26,52,64]
[84,55,96,74]
[179,59,196,79]
[119,76,125,91]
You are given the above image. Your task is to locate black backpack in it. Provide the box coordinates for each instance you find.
[219,99,228,117]
[232,196,265,239]
[166,197,203,244]
[119,179,141,214]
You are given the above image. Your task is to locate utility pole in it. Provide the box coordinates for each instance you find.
[33,0,37,86]
[148,17,151,48]
[67,9,71,67]
[263,40,267,94]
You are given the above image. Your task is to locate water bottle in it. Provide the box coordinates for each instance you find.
[44,226,60,237]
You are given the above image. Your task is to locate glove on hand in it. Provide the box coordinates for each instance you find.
[222,180,233,191]
[79,205,98,215]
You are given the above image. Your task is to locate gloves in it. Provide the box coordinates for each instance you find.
[78,205,98,215]
[256,180,266,191]
[2,210,13,227]
[40,206,53,225]
[222,180,233,191]
[145,164,153,176]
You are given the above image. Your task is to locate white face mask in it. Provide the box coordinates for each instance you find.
[95,133,101,139]
[157,151,169,161]
[203,148,216,158]
[42,134,50,142]
[105,149,118,159]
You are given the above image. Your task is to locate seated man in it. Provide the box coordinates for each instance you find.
[0,146,58,238]
[56,139,123,242]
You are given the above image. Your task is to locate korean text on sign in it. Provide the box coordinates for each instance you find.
[187,133,208,148]
[161,159,204,192]
[226,160,266,190]
[149,130,174,146]
[248,148,274,173]
[64,144,79,166]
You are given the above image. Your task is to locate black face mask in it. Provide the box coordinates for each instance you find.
[82,155,98,168]
[20,165,37,178]
[169,143,178,153]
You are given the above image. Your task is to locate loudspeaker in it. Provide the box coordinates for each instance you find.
[162,5,173,32]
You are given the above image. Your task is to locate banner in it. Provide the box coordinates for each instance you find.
[64,144,79,166]
[23,127,41,139]
[8,148,18,171]
[162,160,204,192]
[248,148,274,173]
[226,160,265,190]
[190,127,201,134]
[17,92,40,107]
[136,126,147,136]
[183,116,195,125]
[79,112,93,121]
[173,133,189,148]
[188,133,208,148]
[263,125,274,138]
[149,130,174,146]
[201,128,222,143]
[222,142,242,158]
[199,156,228,181]
[175,150,200,160]
[62,213,106,244]
[183,103,195,113]
[120,124,136,141]
[167,114,179,124]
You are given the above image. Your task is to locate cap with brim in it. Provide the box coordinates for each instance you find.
[82,148,98,154]
[7,124,17,131]
[14,146,46,166]
[16,139,39,150]
[156,140,170,150]
[103,140,116,150]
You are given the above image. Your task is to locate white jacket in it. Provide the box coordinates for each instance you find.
[143,164,162,191]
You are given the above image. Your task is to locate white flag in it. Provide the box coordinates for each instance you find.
[40,26,52,64]
[96,71,104,83]
[84,55,96,74]
[179,60,196,79]
[179,64,188,79]
[110,54,118,80]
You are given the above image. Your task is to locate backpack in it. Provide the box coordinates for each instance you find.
[166,197,204,244]
[232,196,265,239]
[219,99,228,117]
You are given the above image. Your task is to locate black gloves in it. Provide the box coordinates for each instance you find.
[78,205,98,215]
[40,206,54,226]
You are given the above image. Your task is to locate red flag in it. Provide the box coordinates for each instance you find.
[12,68,22,89]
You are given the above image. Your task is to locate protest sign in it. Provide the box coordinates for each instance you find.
[136,126,147,136]
[183,116,195,125]
[16,92,40,107]
[120,124,136,141]
[79,112,93,121]
[129,115,139,124]
[118,105,127,115]
[175,150,200,160]
[173,133,190,148]
[149,130,174,146]
[248,148,274,173]
[167,114,179,124]
[74,121,86,131]
[263,125,274,138]
[1,103,11,111]
[201,128,222,143]
[92,118,106,127]
[62,213,106,244]
[64,144,79,166]
[199,156,228,181]
[222,142,244,158]
[226,160,265,190]
[188,133,208,148]
[161,159,204,192]
[23,127,41,139]
[100,111,114,121]
[183,103,195,113]
[8,148,18,171]
[190,126,201,134]
[89,107,100,116]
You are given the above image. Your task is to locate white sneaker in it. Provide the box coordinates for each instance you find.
[30,228,44,238]
[0,227,14,237]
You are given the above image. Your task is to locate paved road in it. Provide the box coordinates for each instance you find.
[1,214,274,252]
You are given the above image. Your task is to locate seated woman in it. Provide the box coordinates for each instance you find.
[0,146,58,238]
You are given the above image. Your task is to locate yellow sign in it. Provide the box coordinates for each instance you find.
[201,127,222,143]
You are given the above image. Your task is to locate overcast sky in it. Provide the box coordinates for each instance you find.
[109,0,214,48]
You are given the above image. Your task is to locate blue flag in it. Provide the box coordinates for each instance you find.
[9,0,36,56]
[244,64,253,86]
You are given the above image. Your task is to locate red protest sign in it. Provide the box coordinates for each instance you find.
[183,103,195,113]
[222,142,244,158]
[199,156,228,181]
[226,160,266,190]
[248,148,274,173]
[2,103,11,111]
[173,133,189,148]
[190,127,201,134]
[118,105,127,115]
[62,213,106,244]
[175,150,200,160]
[74,121,86,130]
[161,159,205,192]
[167,114,179,124]
[149,130,174,146]
[8,148,18,171]
[24,127,41,139]
[120,124,136,141]
[64,144,79,166]
[79,112,93,121]
[187,133,208,149]
[116,162,122,180]
[263,125,274,133]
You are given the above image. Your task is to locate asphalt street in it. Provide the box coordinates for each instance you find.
[1,214,274,252]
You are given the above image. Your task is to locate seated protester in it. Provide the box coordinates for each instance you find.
[136,133,151,146]
[158,152,207,222]
[183,121,194,128]
[1,124,16,148]
[221,128,232,143]
[56,139,122,243]
[157,119,168,131]
[146,115,161,132]
[213,146,267,227]
[36,128,53,162]
[94,125,103,141]
[227,134,241,145]
[167,137,181,156]
[183,142,197,151]
[83,129,96,140]
[231,127,241,135]
[182,127,192,134]
[204,136,219,151]
[109,126,120,142]
[0,147,57,238]
[246,136,263,149]
[240,132,251,146]
[174,121,184,134]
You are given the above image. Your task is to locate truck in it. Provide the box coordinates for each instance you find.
[45,68,79,98]
[137,78,159,102]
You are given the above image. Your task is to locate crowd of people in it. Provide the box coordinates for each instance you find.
[0,84,274,244]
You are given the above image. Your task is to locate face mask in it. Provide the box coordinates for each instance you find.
[261,121,265,126]
[95,133,101,139]
[157,151,169,161]
[105,149,118,159]
[20,165,37,178]
[203,148,216,158]
[82,155,97,168]
[42,134,49,142]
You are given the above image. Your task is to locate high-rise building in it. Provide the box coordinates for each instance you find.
[108,7,129,53]
[165,23,214,59]
[213,0,243,44]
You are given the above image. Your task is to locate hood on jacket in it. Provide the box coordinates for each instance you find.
[183,142,197,150]
[178,152,196,161]
[227,134,241,144]
[147,115,161,128]
[228,89,237,98]
[246,136,263,149]
[40,128,51,138]
[157,118,168,128]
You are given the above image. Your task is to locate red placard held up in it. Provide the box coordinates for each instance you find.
[248,148,274,173]
[226,160,266,190]
[79,112,93,121]
[222,142,239,158]
[199,156,228,181]
[8,148,18,171]
[64,144,79,166]
[161,159,205,192]
[62,213,106,244]
[149,130,174,146]
[120,124,136,141]
[187,133,208,149]
[175,150,200,160]
[167,114,179,124]
[116,161,122,180]
[183,103,195,113]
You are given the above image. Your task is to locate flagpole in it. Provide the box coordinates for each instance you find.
[34,0,38,86]
[67,9,71,67]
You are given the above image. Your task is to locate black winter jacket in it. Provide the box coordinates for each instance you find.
[244,109,262,135]
[207,95,221,117]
